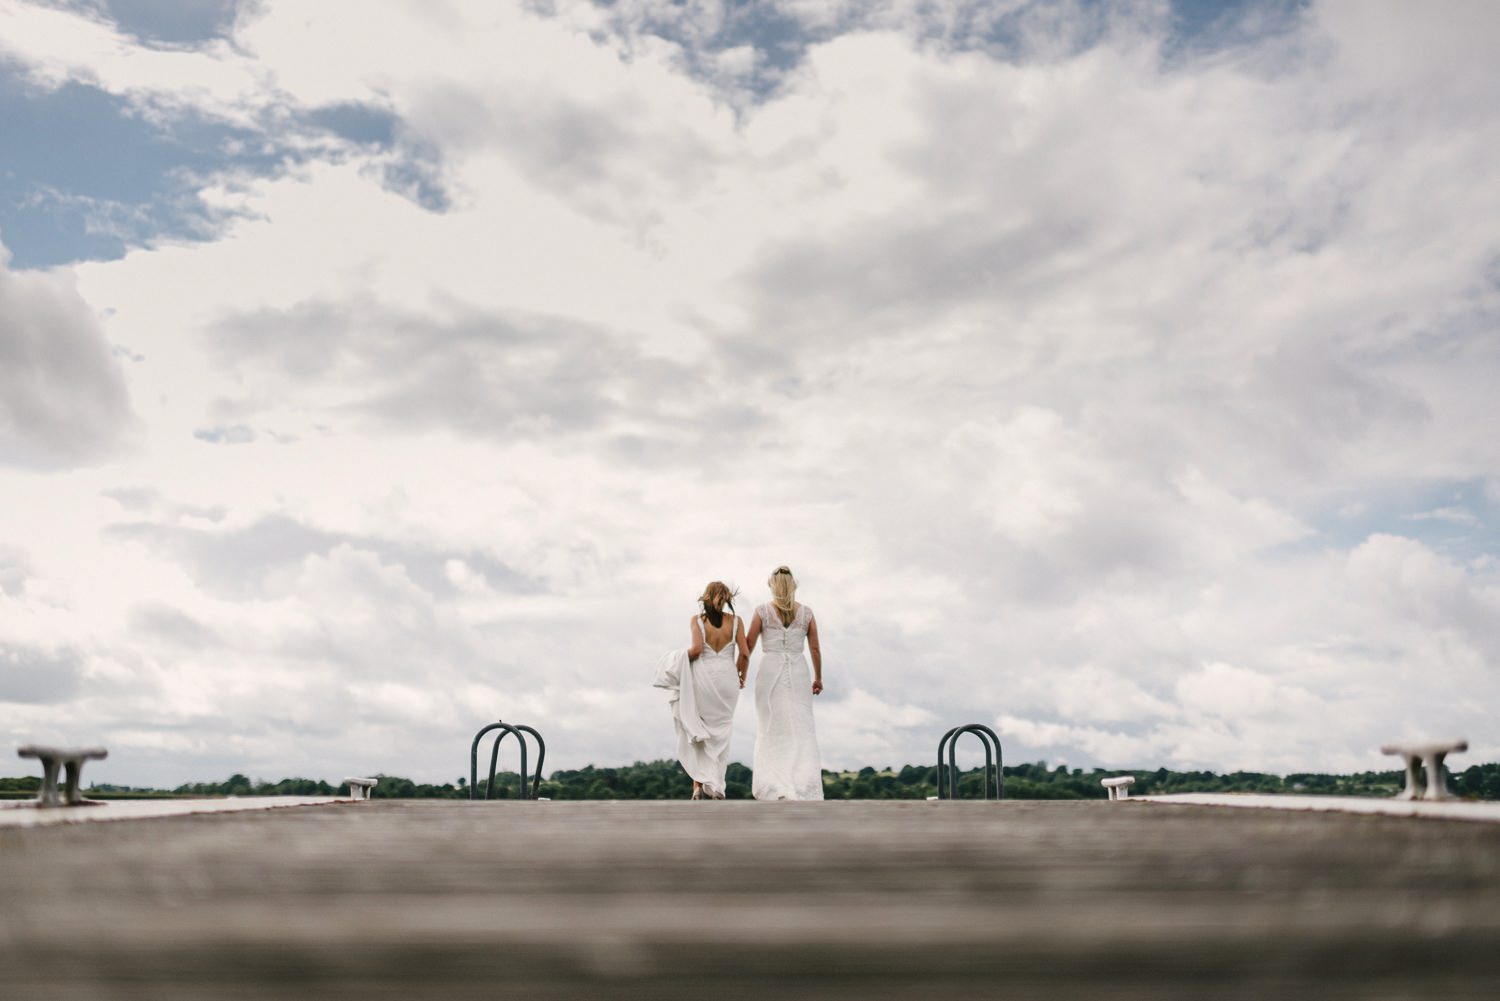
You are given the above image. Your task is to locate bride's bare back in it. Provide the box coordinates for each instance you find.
[690,612,750,686]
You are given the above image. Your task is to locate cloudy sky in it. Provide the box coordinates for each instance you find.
[2,0,1497,788]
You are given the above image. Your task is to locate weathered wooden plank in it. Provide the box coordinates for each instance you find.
[3,800,1498,999]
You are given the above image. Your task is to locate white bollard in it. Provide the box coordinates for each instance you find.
[18,745,108,807]
[1101,776,1136,801]
[1379,740,1467,801]
[344,777,378,801]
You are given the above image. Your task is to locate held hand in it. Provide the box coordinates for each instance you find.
[739,674,747,689]
[812,679,823,695]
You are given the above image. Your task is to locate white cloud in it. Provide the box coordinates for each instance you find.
[0,0,269,123]
[817,687,939,767]
[1,0,1498,785]
[1343,534,1500,655]
[0,642,85,703]
[0,239,137,467]
[1406,506,1480,527]
[713,44,757,80]
[1175,661,1318,720]
[996,715,1162,767]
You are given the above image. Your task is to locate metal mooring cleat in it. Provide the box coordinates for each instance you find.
[17,745,109,807]
[1101,776,1136,801]
[344,777,378,801]
[1380,740,1467,801]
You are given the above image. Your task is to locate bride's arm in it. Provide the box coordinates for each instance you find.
[744,611,761,656]
[807,615,823,695]
[688,616,704,662]
[735,616,751,687]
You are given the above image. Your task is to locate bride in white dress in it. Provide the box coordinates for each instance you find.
[677,581,748,800]
[746,566,824,801]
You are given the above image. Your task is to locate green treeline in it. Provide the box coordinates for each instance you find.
[5,760,1499,801]
[822,762,1500,801]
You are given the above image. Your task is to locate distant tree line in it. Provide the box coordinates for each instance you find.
[5,761,1498,800]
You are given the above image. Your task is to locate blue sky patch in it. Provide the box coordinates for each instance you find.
[305,103,399,148]
[1304,477,1498,564]
[0,69,277,267]
[585,0,1312,101]
[0,57,445,268]
[1162,0,1310,63]
[91,0,243,45]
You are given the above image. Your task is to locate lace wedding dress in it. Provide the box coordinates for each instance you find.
[752,602,824,800]
[675,613,741,799]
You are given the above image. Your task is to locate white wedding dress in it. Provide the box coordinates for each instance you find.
[752,602,824,801]
[674,613,741,799]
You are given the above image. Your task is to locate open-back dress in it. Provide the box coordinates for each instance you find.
[675,612,741,798]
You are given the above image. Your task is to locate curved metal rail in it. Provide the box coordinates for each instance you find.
[469,721,547,800]
[936,724,1003,800]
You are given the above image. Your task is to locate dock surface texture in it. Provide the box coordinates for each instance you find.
[0,796,343,827]
[4,800,1499,1000]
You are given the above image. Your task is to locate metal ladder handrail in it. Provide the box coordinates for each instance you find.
[936,723,1003,800]
[506,723,546,798]
[469,721,546,800]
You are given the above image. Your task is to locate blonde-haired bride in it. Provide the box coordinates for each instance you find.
[745,565,824,800]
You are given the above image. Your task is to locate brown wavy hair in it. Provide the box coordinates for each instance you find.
[699,581,738,628]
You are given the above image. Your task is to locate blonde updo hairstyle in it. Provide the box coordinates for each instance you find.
[768,565,797,627]
[699,580,737,629]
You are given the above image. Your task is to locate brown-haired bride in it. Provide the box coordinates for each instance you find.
[675,581,749,799]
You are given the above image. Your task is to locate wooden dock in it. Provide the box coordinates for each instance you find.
[4,799,1499,998]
